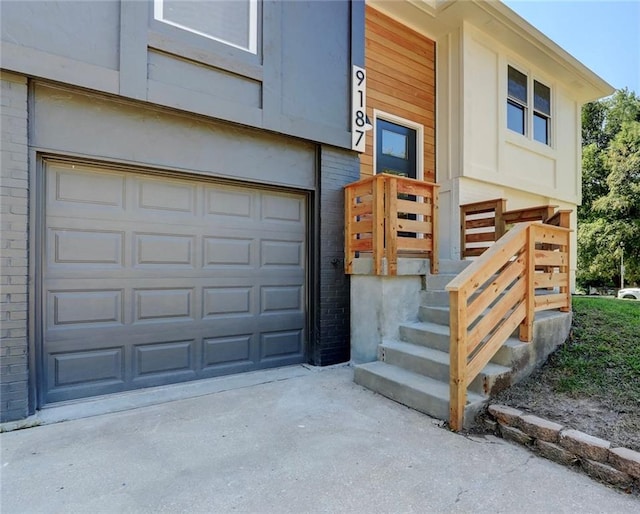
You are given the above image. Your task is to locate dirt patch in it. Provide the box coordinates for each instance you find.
[492,368,640,452]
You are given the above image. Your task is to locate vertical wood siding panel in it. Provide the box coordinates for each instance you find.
[363,6,436,182]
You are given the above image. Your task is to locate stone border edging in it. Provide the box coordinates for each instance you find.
[485,404,640,494]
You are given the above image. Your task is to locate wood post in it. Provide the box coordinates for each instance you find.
[372,176,384,275]
[495,199,507,240]
[385,177,398,276]
[561,231,571,312]
[459,205,466,260]
[431,186,439,275]
[344,186,354,274]
[519,225,536,342]
[449,290,466,432]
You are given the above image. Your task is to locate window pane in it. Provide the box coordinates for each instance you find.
[157,0,255,53]
[381,130,408,158]
[534,113,549,144]
[507,101,525,135]
[534,81,551,115]
[508,66,527,103]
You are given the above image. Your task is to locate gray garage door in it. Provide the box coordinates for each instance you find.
[41,160,307,405]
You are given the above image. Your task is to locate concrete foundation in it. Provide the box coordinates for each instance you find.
[349,258,429,364]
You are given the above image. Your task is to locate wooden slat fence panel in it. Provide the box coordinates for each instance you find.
[344,173,439,275]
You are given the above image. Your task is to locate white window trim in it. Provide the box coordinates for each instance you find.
[506,64,554,148]
[154,0,258,54]
[372,110,424,181]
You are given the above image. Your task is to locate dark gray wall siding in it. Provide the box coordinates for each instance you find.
[0,73,30,422]
[147,50,262,109]
[281,0,350,131]
[312,146,360,365]
[1,1,120,71]
[0,0,362,150]
[32,84,315,191]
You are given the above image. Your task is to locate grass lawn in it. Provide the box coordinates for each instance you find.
[552,296,640,406]
[493,296,640,451]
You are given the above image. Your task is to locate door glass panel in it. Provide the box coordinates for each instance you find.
[381,130,408,159]
[375,119,417,179]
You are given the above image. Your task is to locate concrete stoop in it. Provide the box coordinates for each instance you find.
[354,259,572,429]
[354,361,486,429]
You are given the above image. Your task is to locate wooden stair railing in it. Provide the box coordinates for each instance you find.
[446,221,571,431]
[344,174,439,275]
[460,199,507,258]
[461,200,563,259]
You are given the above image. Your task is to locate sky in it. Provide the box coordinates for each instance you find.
[503,0,640,94]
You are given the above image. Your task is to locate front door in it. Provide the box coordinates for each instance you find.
[376,119,417,179]
[376,119,418,237]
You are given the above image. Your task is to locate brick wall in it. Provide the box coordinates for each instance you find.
[313,146,360,365]
[1,72,30,422]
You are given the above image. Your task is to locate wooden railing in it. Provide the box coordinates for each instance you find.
[460,199,560,259]
[460,199,507,258]
[446,221,571,431]
[344,174,439,275]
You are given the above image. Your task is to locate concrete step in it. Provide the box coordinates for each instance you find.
[399,321,450,352]
[380,340,513,396]
[420,290,450,308]
[354,361,486,429]
[425,273,457,291]
[437,259,472,274]
[420,287,487,308]
[418,305,450,325]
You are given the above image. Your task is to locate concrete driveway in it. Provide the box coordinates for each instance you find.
[1,365,637,513]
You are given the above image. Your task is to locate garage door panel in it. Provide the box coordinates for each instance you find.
[47,289,124,329]
[257,312,305,331]
[203,237,253,267]
[41,161,307,405]
[133,288,194,322]
[203,335,253,368]
[206,188,254,219]
[133,233,196,268]
[48,165,126,210]
[133,339,197,376]
[203,286,252,317]
[48,228,125,268]
[260,330,304,361]
[260,285,303,313]
[260,240,303,267]
[261,193,304,224]
[46,346,126,403]
[134,178,198,215]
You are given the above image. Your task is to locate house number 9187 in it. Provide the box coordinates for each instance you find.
[351,65,367,152]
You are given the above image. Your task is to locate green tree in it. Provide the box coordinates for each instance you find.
[577,90,640,288]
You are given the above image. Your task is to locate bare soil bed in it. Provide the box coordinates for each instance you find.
[492,369,640,452]
[492,296,640,452]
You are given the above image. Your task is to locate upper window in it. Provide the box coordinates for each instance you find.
[507,65,551,146]
[154,0,258,54]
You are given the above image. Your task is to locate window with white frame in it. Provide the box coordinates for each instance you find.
[507,65,551,145]
[154,0,258,54]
